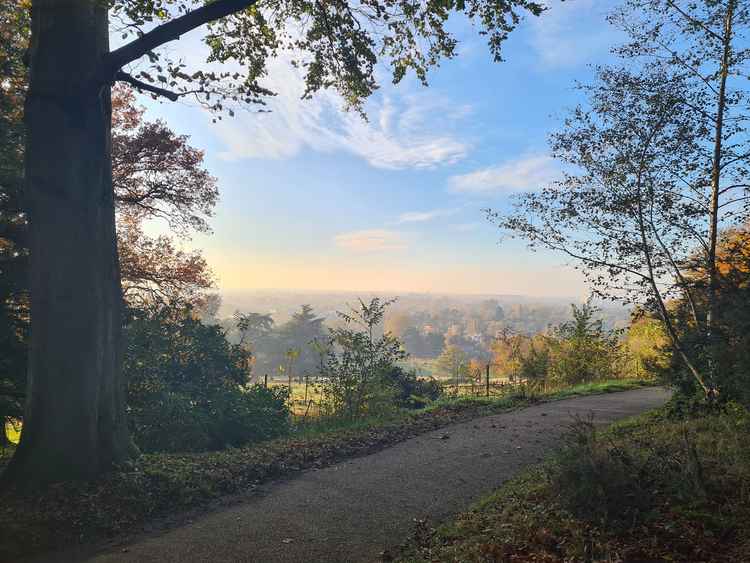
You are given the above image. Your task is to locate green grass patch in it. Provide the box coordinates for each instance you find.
[4,422,20,445]
[0,378,652,561]
[399,402,750,563]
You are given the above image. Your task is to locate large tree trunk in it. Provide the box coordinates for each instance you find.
[2,0,136,487]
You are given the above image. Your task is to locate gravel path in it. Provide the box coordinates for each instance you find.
[63,387,670,563]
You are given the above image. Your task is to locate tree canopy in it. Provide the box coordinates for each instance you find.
[106,0,544,115]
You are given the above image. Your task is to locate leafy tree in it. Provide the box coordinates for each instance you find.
[276,305,326,381]
[12,0,543,483]
[436,344,469,391]
[112,86,217,307]
[491,328,528,381]
[493,0,750,400]
[401,326,444,358]
[233,311,275,346]
[623,314,671,379]
[669,224,750,403]
[118,216,214,307]
[281,347,300,390]
[319,298,407,418]
[547,301,621,385]
[517,336,551,385]
[194,293,223,324]
[111,88,217,237]
[112,86,218,305]
[466,358,485,394]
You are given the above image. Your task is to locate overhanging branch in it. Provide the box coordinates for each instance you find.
[100,0,260,80]
[115,71,180,101]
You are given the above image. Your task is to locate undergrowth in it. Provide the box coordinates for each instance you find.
[0,378,651,562]
[399,401,750,563]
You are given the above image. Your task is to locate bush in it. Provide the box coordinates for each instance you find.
[545,409,744,530]
[124,304,290,452]
[213,384,290,448]
[382,366,442,409]
[319,298,407,418]
[547,416,656,526]
[547,301,622,385]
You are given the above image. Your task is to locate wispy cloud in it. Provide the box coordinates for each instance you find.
[448,155,559,194]
[529,0,618,68]
[396,208,459,224]
[334,229,407,252]
[209,51,471,169]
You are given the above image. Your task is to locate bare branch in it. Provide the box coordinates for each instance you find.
[718,195,750,208]
[115,71,179,101]
[665,0,724,42]
[718,183,750,195]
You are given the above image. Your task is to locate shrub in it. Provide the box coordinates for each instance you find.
[545,410,744,530]
[211,384,290,448]
[382,366,442,409]
[319,298,407,418]
[547,416,656,527]
[124,304,290,452]
[547,301,622,385]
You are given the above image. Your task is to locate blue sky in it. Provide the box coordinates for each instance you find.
[137,0,623,297]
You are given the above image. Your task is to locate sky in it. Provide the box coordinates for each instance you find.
[135,0,624,298]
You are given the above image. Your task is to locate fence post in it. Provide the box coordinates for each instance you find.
[264,373,268,388]
[486,363,490,398]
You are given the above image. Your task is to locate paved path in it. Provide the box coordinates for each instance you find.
[63,388,670,563]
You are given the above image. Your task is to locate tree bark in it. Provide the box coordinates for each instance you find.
[0,422,10,449]
[704,0,735,397]
[2,0,136,487]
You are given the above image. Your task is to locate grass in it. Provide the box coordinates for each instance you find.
[4,421,20,445]
[398,401,750,563]
[0,378,653,561]
[400,357,440,378]
[274,374,648,417]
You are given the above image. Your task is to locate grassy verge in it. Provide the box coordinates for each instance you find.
[398,402,750,563]
[0,378,652,561]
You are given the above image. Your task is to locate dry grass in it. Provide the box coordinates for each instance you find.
[0,379,651,561]
[399,403,750,563]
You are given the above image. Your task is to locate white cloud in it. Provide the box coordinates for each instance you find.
[529,0,618,68]
[210,52,471,169]
[128,23,474,169]
[396,208,459,224]
[448,155,559,194]
[334,229,407,252]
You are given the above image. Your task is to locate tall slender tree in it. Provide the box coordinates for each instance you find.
[493,0,750,399]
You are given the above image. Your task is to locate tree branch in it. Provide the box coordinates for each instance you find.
[101,0,260,79]
[665,0,724,43]
[718,183,750,195]
[115,71,180,101]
